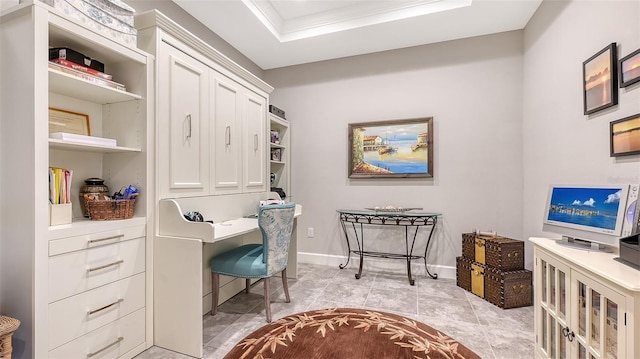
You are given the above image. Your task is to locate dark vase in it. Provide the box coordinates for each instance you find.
[79,178,109,218]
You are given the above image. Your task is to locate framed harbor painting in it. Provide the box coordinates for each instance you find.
[583,43,617,115]
[348,117,433,178]
[610,113,640,157]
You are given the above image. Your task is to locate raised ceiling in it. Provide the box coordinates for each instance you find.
[172,0,543,70]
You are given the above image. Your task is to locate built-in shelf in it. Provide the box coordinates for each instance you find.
[270,160,285,165]
[49,139,141,153]
[47,216,147,240]
[49,69,142,104]
[270,142,285,149]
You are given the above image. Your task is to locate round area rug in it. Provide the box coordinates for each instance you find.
[224,308,481,359]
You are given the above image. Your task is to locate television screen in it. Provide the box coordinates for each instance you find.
[543,185,631,246]
[546,187,623,233]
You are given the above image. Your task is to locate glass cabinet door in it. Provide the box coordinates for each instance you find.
[571,272,625,359]
[536,253,571,359]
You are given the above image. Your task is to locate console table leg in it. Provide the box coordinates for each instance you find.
[338,219,352,269]
[406,226,415,285]
[356,223,364,279]
[424,219,438,279]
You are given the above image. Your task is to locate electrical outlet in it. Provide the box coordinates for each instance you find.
[307,227,314,238]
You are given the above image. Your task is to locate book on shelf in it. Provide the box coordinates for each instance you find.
[49,132,117,147]
[50,58,113,80]
[48,62,126,91]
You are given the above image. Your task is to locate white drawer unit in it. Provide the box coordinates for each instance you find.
[49,225,146,256]
[48,236,145,302]
[48,273,145,350]
[48,308,145,359]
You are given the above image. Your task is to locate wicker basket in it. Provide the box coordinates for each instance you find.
[0,316,20,359]
[84,193,138,220]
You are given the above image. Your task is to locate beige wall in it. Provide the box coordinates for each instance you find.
[522,0,640,265]
[265,31,525,275]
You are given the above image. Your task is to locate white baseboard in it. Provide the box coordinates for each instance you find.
[297,252,457,280]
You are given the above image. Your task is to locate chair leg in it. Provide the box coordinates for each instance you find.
[282,268,291,303]
[264,278,272,322]
[211,273,219,316]
[246,278,251,293]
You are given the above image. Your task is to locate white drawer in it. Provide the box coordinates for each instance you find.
[49,237,145,302]
[49,308,145,359]
[49,273,145,350]
[49,226,145,256]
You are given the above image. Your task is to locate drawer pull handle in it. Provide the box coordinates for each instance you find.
[87,260,124,273]
[87,336,124,357]
[254,133,258,151]
[87,298,124,315]
[225,126,231,146]
[88,235,124,245]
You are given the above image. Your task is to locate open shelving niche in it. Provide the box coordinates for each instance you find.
[47,13,151,236]
[269,113,290,199]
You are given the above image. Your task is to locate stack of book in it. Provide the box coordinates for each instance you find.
[48,50,126,91]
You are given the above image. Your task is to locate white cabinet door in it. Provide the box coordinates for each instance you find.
[211,70,242,195]
[243,90,267,193]
[536,250,572,359]
[571,271,626,359]
[158,42,210,198]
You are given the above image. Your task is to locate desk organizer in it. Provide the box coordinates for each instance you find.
[457,233,532,309]
[49,202,72,226]
[84,193,137,220]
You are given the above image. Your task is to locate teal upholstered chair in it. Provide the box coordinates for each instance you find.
[210,202,296,322]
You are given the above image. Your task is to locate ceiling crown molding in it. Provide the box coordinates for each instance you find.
[242,0,472,42]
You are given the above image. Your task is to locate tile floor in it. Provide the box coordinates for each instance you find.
[134,263,534,359]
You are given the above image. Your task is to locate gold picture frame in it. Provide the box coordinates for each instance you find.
[48,107,91,135]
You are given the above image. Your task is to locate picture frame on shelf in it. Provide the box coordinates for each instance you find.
[348,117,433,179]
[610,113,640,157]
[619,48,640,88]
[270,130,280,144]
[271,148,282,162]
[48,107,91,135]
[583,43,618,115]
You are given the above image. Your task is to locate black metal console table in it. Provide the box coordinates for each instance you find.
[337,209,440,285]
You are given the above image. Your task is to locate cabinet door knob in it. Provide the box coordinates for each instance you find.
[561,327,575,342]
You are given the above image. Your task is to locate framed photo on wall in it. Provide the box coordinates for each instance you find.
[610,113,640,157]
[583,43,618,115]
[348,117,433,178]
[619,48,640,88]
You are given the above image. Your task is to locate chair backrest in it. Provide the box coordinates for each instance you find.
[258,202,296,276]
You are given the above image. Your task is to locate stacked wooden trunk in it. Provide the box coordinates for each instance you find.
[456,233,532,309]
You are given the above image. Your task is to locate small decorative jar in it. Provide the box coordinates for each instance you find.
[79,178,110,218]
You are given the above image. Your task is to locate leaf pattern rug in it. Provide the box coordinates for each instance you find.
[224,308,481,359]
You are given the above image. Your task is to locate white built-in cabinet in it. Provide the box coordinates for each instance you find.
[0,2,153,358]
[158,42,210,198]
[531,238,640,359]
[211,70,268,195]
[138,10,272,199]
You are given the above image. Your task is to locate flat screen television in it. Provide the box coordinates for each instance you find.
[542,184,638,248]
